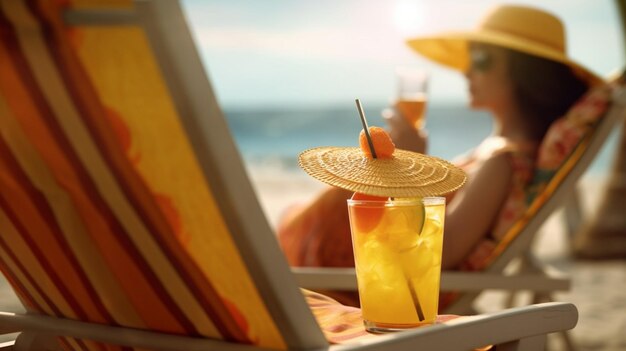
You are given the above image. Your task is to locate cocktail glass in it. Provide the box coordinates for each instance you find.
[395,66,429,129]
[347,197,445,332]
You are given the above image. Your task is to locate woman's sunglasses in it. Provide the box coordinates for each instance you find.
[469,48,493,71]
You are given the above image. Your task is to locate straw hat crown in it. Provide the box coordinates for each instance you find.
[406,4,601,85]
[479,5,565,53]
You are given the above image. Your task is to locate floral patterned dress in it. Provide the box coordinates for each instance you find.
[451,136,538,271]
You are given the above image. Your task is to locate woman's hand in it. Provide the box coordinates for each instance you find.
[382,107,428,154]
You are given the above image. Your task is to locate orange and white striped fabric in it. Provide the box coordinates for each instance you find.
[0,0,285,349]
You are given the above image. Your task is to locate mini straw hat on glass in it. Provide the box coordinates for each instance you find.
[299,147,467,198]
[406,4,602,86]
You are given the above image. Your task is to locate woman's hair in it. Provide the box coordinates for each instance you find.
[506,48,588,139]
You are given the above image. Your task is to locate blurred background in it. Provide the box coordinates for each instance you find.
[180,1,626,350]
[1,1,622,349]
[181,0,624,224]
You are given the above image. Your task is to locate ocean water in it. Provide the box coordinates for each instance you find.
[223,103,619,176]
[226,103,490,166]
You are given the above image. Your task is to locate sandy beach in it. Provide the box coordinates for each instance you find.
[1,171,624,350]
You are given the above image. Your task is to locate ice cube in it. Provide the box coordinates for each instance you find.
[400,240,434,278]
[421,217,442,238]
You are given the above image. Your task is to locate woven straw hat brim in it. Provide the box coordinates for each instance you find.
[299,147,467,198]
[406,31,602,87]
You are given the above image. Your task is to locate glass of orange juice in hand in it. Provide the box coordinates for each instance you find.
[395,66,429,129]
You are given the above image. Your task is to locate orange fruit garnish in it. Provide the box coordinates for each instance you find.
[351,192,387,202]
[359,126,395,159]
[350,192,388,233]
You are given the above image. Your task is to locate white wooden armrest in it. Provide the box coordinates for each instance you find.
[0,311,273,351]
[332,302,577,351]
[440,272,570,291]
[293,267,358,290]
[0,303,577,351]
[292,267,570,292]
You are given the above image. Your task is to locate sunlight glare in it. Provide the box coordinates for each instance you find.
[392,1,425,35]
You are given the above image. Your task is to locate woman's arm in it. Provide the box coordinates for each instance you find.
[441,153,513,269]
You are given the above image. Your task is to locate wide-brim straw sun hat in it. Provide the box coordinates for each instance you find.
[299,147,467,198]
[406,4,602,86]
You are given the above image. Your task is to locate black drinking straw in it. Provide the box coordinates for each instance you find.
[355,99,377,159]
[354,98,425,322]
[406,275,426,321]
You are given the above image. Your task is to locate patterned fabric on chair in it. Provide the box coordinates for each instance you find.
[0,0,284,349]
[467,84,613,270]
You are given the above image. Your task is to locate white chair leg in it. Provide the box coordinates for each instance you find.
[559,330,578,351]
[564,186,583,240]
[504,255,532,309]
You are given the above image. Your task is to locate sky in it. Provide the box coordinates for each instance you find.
[181,0,624,109]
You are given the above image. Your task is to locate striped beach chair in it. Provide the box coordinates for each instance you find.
[0,0,579,350]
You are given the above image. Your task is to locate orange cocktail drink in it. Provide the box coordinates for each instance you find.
[347,197,445,332]
[395,66,429,129]
[298,121,465,332]
[396,93,427,129]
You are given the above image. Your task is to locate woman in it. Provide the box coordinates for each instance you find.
[388,41,590,269]
[278,4,599,305]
